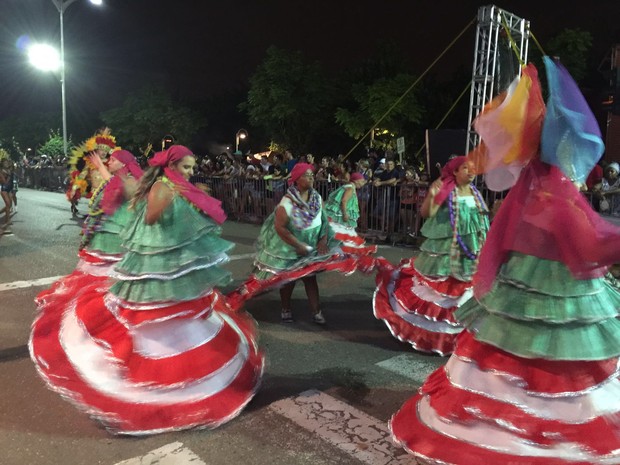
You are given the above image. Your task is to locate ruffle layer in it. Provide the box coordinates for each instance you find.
[391,393,616,465]
[120,198,226,252]
[414,251,477,282]
[420,200,490,240]
[373,260,470,356]
[391,335,620,463]
[456,298,620,360]
[75,290,255,387]
[228,254,378,312]
[30,288,264,435]
[480,278,620,323]
[329,222,378,256]
[455,332,620,394]
[110,264,231,304]
[500,252,610,296]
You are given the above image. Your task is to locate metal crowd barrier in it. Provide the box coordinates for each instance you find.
[19,167,615,240]
[17,166,67,192]
[190,175,429,243]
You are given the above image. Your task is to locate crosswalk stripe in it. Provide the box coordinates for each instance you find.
[269,389,416,465]
[113,442,205,465]
[375,354,441,384]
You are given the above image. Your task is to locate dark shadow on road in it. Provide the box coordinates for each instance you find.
[0,344,29,362]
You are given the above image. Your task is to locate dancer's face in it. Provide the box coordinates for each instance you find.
[455,161,475,186]
[107,156,125,174]
[171,156,196,180]
[296,169,315,190]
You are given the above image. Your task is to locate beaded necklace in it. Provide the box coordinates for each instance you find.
[448,184,487,265]
[286,186,321,230]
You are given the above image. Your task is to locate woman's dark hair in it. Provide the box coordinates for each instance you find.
[130,165,164,209]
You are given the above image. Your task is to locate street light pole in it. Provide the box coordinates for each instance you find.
[49,0,100,158]
[49,0,77,158]
[235,129,248,153]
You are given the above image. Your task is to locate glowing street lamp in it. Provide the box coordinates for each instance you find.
[235,129,248,153]
[29,0,103,158]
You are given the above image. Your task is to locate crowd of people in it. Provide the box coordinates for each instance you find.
[21,55,620,464]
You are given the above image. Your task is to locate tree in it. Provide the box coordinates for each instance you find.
[545,28,593,83]
[38,130,67,161]
[241,46,333,152]
[101,85,207,154]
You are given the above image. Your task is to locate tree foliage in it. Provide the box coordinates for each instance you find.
[241,46,333,152]
[545,28,593,83]
[38,130,67,160]
[335,73,423,143]
[101,85,207,154]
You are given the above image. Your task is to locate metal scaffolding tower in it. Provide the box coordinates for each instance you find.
[466,5,530,152]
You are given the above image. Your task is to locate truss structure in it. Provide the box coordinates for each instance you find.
[466,5,530,152]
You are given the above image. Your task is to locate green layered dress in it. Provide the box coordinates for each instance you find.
[456,251,620,360]
[324,184,359,228]
[111,189,234,304]
[415,196,490,281]
[253,194,330,280]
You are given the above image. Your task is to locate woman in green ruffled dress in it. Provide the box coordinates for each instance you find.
[252,162,331,324]
[30,145,264,435]
[324,172,377,256]
[373,156,489,355]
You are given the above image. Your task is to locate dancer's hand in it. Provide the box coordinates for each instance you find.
[295,242,311,256]
[317,238,328,255]
[429,179,442,197]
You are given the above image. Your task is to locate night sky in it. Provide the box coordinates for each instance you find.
[1,0,620,140]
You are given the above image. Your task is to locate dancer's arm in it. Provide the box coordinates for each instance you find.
[145,181,173,225]
[340,186,354,222]
[420,179,442,218]
[87,153,112,181]
[274,206,311,256]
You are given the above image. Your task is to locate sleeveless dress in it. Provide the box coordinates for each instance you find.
[324,183,377,257]
[373,194,489,355]
[30,180,264,434]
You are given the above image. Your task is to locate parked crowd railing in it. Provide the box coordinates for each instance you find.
[17,167,619,242]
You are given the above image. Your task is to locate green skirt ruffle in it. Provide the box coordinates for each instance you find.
[87,205,134,256]
[110,265,231,304]
[110,196,233,303]
[455,252,620,360]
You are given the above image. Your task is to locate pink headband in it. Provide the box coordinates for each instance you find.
[434,156,469,206]
[288,162,314,186]
[149,145,193,167]
[350,172,364,182]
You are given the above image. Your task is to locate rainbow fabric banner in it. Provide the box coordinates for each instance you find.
[541,56,605,184]
[468,63,546,191]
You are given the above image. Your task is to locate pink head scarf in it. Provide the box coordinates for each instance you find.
[350,172,364,182]
[434,156,468,206]
[148,145,226,224]
[101,149,144,215]
[288,162,314,186]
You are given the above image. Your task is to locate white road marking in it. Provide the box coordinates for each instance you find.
[0,275,63,293]
[375,354,440,384]
[269,389,416,465]
[113,442,205,465]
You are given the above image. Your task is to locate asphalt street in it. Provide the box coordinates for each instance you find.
[0,188,444,465]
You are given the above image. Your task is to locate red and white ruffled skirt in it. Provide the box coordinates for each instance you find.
[373,257,472,355]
